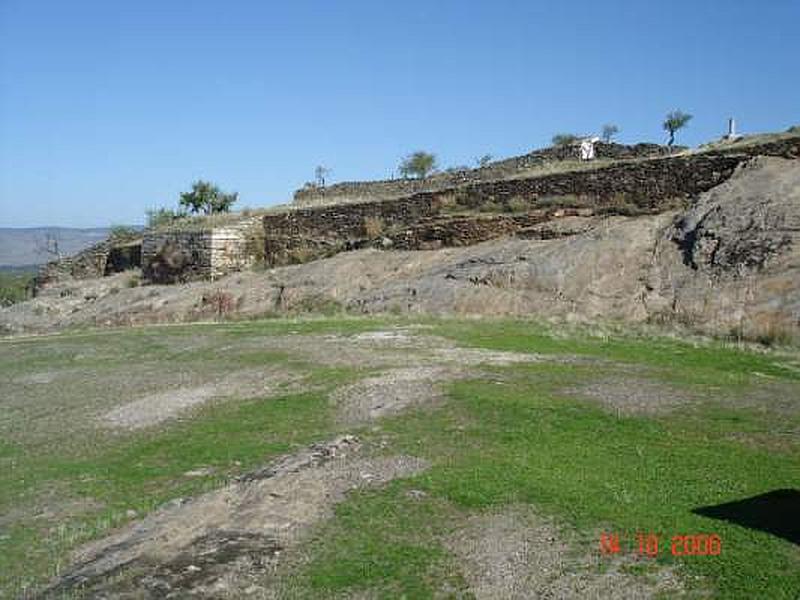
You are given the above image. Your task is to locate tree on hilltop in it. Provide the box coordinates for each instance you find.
[601,124,619,143]
[476,154,493,168]
[179,180,238,215]
[314,165,331,187]
[399,151,438,179]
[663,110,692,146]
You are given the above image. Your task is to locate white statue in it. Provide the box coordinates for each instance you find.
[580,137,600,161]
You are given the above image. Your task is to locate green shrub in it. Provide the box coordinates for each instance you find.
[0,271,34,306]
[506,197,530,213]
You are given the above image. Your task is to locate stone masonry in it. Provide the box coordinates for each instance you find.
[141,217,262,283]
[292,142,680,207]
[262,135,800,267]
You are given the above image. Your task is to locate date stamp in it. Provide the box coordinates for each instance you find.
[600,532,722,557]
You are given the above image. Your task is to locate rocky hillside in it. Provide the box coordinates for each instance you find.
[2,156,798,343]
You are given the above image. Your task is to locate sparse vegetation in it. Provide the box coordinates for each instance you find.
[435,191,459,211]
[243,223,266,267]
[286,245,317,265]
[201,290,236,318]
[109,225,139,240]
[399,151,438,179]
[146,207,187,228]
[506,196,530,213]
[663,110,693,146]
[551,133,579,147]
[476,154,493,168]
[362,216,385,238]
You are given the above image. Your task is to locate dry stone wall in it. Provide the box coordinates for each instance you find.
[292,142,678,207]
[38,134,800,286]
[36,237,142,290]
[264,136,800,267]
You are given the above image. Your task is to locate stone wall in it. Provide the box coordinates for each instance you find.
[105,241,142,275]
[36,237,142,290]
[36,134,800,286]
[265,135,800,267]
[292,142,679,207]
[141,217,262,283]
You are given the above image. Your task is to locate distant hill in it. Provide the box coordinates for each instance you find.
[0,227,112,268]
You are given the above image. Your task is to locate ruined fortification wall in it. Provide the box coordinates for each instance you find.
[265,136,800,266]
[292,142,677,207]
[39,134,800,286]
[141,217,262,283]
[36,237,141,289]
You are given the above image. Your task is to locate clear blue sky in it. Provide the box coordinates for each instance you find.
[1,0,798,227]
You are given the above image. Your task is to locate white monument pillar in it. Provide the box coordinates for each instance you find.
[726,118,740,140]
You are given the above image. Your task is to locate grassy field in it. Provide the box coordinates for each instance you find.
[1,317,798,598]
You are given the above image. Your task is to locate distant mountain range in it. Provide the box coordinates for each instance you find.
[0,227,113,268]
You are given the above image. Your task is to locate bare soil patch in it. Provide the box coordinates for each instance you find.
[733,379,800,418]
[446,506,685,599]
[565,376,698,416]
[331,366,457,425]
[99,367,300,430]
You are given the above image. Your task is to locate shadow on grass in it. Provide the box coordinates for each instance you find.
[693,489,800,545]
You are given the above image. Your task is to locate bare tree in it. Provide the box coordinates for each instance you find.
[35,231,62,260]
[476,154,493,168]
[601,124,619,143]
[314,165,331,187]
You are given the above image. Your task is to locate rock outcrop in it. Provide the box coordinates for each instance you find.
[5,146,799,343]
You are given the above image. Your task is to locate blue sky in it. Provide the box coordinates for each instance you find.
[1,0,798,227]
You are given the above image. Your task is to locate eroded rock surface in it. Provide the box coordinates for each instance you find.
[43,437,428,598]
[3,157,798,342]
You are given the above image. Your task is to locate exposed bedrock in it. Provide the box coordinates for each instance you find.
[3,157,798,341]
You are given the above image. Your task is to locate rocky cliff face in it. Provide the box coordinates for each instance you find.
[645,156,799,339]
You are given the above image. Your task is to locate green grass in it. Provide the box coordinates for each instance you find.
[429,318,800,385]
[1,316,798,598]
[295,361,799,598]
[0,318,382,596]
[1,381,351,594]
